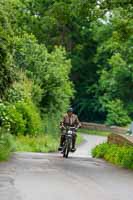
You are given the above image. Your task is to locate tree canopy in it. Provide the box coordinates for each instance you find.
[0,0,132,131]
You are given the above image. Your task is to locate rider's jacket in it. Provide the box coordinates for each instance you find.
[60,113,81,128]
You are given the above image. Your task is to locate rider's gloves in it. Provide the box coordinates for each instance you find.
[60,125,65,130]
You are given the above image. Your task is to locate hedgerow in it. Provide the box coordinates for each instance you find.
[92,143,133,169]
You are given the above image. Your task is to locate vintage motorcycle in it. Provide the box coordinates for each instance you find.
[62,126,76,158]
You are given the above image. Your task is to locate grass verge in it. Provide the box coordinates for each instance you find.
[15,135,59,153]
[77,133,84,145]
[92,142,133,169]
[15,133,83,153]
[79,128,110,136]
[0,134,15,161]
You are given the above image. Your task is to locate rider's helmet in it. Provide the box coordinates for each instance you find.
[67,107,73,113]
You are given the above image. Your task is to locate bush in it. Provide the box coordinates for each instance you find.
[0,101,24,134]
[5,72,32,103]
[92,142,133,169]
[92,143,109,158]
[105,99,131,126]
[0,128,15,161]
[0,100,43,136]
[16,100,43,135]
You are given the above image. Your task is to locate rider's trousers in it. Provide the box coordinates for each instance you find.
[60,133,77,148]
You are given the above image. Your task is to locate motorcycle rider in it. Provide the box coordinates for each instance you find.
[58,107,81,152]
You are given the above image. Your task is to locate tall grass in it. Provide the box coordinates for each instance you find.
[43,114,61,138]
[0,128,15,161]
[15,133,83,153]
[15,134,59,153]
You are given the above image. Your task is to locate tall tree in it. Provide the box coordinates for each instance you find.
[93,0,133,125]
[15,0,102,121]
[0,0,15,98]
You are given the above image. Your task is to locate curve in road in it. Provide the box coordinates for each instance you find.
[0,134,133,200]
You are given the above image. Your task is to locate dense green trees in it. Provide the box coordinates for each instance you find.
[0,1,15,98]
[0,0,73,140]
[13,0,132,125]
[0,0,132,139]
[93,1,133,125]
[0,0,75,159]
[0,0,132,160]
[14,0,101,121]
[13,34,73,113]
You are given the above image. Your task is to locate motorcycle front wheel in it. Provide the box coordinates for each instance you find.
[63,142,70,158]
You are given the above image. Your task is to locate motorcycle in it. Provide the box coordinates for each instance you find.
[62,126,76,158]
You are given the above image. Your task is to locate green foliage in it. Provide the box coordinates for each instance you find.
[3,103,25,135]
[3,0,132,125]
[0,0,133,160]
[15,133,83,153]
[0,0,74,158]
[94,3,133,124]
[43,113,60,137]
[13,33,73,114]
[17,0,133,124]
[92,143,109,158]
[77,133,84,145]
[0,128,15,161]
[78,129,110,137]
[1,72,44,136]
[92,143,133,169]
[14,0,101,122]
[0,100,43,136]
[15,134,59,153]
[0,1,15,98]
[5,72,33,103]
[16,100,43,135]
[105,100,131,126]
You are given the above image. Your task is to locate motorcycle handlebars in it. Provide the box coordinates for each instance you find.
[61,126,77,131]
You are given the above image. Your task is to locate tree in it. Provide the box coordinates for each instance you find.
[93,2,133,125]
[0,1,15,98]
[15,0,102,121]
[13,33,73,115]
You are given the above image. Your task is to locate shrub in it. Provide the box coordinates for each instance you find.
[5,72,31,103]
[105,99,131,126]
[92,143,109,158]
[15,100,43,135]
[0,101,25,134]
[5,103,26,135]
[92,142,133,169]
[0,128,15,161]
[0,100,43,136]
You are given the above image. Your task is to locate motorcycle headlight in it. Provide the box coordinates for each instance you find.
[68,130,72,134]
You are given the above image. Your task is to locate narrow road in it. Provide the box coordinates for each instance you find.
[0,134,133,200]
[74,134,106,157]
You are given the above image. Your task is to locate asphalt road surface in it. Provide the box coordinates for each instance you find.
[0,134,133,200]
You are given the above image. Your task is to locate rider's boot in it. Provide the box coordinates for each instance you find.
[71,136,76,152]
[58,135,65,151]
